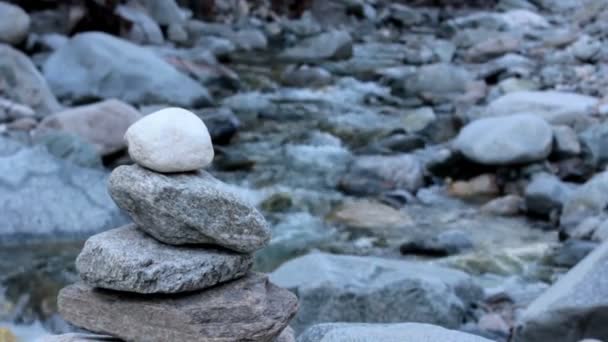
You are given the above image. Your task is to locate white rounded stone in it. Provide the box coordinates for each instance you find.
[125,107,214,173]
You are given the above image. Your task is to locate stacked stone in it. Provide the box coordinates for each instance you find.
[55,108,298,342]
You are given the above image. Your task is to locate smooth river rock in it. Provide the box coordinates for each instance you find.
[270,252,482,333]
[109,164,271,253]
[0,2,30,45]
[454,114,553,165]
[37,99,142,156]
[59,273,298,342]
[485,91,598,124]
[76,225,253,294]
[125,107,214,172]
[513,240,608,342]
[43,32,211,107]
[298,323,494,342]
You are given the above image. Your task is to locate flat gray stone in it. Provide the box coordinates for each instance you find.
[59,273,298,342]
[455,114,553,165]
[109,164,271,253]
[43,32,211,107]
[76,225,253,294]
[270,252,482,333]
[513,240,608,342]
[298,323,494,342]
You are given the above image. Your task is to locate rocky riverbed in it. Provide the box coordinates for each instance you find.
[1,0,607,341]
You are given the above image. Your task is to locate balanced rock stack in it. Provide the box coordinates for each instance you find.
[54,108,298,342]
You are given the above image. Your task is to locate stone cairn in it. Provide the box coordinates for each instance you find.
[52,108,298,342]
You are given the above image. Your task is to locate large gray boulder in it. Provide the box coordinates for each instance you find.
[298,323,494,342]
[43,32,211,107]
[561,171,608,235]
[280,30,353,62]
[0,138,125,242]
[76,225,253,294]
[513,240,608,341]
[485,91,598,124]
[59,273,298,342]
[0,2,30,45]
[270,252,482,333]
[0,44,61,118]
[454,114,553,165]
[109,164,271,253]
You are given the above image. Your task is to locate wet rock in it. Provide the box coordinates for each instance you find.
[256,212,335,272]
[281,65,333,88]
[400,229,474,257]
[525,173,575,217]
[0,2,29,46]
[35,131,103,169]
[196,36,236,58]
[198,108,241,145]
[109,164,271,253]
[0,142,125,242]
[465,35,521,62]
[549,239,598,268]
[328,200,413,232]
[76,225,253,294]
[43,32,211,107]
[167,23,188,44]
[59,273,297,342]
[485,91,598,125]
[280,30,353,62]
[579,121,608,168]
[139,0,184,26]
[481,195,523,216]
[402,107,436,133]
[125,107,213,172]
[116,4,164,45]
[448,174,500,200]
[37,99,142,156]
[561,171,608,235]
[6,117,37,131]
[0,44,61,118]
[340,154,424,195]
[553,125,581,157]
[404,63,473,100]
[513,240,608,342]
[270,252,482,333]
[233,29,268,51]
[298,322,493,342]
[455,114,553,165]
[570,35,601,62]
[378,3,427,27]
